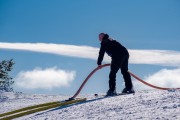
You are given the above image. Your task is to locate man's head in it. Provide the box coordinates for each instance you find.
[98,33,109,41]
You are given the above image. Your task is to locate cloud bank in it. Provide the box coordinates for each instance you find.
[133,68,180,90]
[1,42,180,90]
[14,67,76,89]
[1,42,180,66]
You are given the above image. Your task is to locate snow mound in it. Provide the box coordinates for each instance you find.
[0,90,180,120]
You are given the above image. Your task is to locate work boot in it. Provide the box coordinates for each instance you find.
[106,89,117,96]
[122,88,135,94]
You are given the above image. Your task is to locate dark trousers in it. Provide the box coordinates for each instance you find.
[109,55,133,91]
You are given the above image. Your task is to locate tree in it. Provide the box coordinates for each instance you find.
[0,59,15,92]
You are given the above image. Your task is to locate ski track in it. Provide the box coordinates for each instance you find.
[0,90,180,120]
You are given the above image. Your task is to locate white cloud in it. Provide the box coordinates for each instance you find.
[1,42,180,66]
[0,42,99,60]
[133,68,180,90]
[14,67,76,89]
[129,50,180,66]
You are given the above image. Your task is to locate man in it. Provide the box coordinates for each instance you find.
[97,33,134,96]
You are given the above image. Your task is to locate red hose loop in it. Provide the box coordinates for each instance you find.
[71,64,180,99]
[71,64,110,99]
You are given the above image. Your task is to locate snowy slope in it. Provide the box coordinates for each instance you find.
[0,90,180,120]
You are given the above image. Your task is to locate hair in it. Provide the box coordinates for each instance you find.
[103,34,109,39]
[99,33,109,40]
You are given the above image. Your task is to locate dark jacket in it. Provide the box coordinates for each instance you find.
[97,38,129,65]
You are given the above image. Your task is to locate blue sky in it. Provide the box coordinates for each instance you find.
[0,0,180,95]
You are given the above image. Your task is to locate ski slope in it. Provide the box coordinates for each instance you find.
[0,90,180,120]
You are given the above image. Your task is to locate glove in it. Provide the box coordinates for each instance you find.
[98,65,103,69]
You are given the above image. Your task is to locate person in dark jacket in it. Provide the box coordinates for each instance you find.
[97,33,134,96]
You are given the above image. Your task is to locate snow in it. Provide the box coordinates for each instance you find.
[0,90,180,120]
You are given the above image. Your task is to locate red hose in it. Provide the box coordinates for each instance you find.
[128,71,180,90]
[71,64,110,99]
[71,64,180,99]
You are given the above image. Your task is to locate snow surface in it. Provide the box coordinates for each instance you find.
[0,90,180,120]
